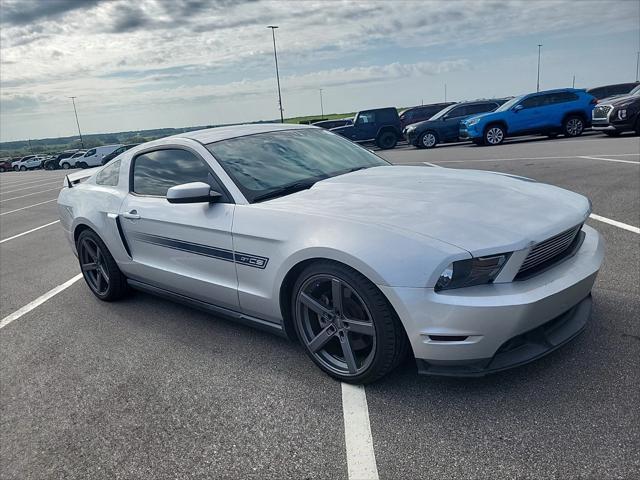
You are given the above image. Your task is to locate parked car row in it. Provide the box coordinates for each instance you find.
[323,81,638,149]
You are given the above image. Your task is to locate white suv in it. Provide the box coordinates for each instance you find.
[11,155,44,171]
[65,145,123,168]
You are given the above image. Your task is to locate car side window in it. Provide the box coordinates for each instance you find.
[85,149,96,157]
[96,159,121,187]
[132,148,212,197]
[467,103,495,115]
[357,111,376,124]
[520,95,543,108]
[446,106,467,118]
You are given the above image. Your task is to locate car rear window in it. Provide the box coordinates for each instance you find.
[96,159,121,186]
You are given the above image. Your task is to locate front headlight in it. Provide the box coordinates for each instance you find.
[617,109,627,120]
[435,254,510,292]
[466,117,481,127]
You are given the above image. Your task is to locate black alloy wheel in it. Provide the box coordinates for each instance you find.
[77,230,128,301]
[292,262,408,383]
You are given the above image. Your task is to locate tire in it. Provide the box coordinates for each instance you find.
[0,167,5,172]
[375,130,398,149]
[484,124,505,145]
[76,229,128,301]
[292,261,409,384]
[13,166,19,171]
[563,116,584,137]
[20,166,27,171]
[78,162,88,169]
[603,131,621,137]
[417,131,438,149]
[61,162,70,170]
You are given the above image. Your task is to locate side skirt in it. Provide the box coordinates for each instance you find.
[127,279,287,338]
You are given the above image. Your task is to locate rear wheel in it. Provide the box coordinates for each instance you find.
[78,162,88,169]
[77,230,128,301]
[20,166,27,171]
[292,261,409,384]
[375,130,398,149]
[484,125,505,145]
[563,116,584,137]
[417,131,438,149]
[0,167,5,172]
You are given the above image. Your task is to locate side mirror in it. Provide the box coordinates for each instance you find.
[167,181,221,204]
[513,104,524,113]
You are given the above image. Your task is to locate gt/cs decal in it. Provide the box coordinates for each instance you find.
[131,232,268,269]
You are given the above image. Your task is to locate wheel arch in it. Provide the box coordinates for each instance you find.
[484,120,508,135]
[376,125,400,138]
[277,255,398,343]
[562,110,587,125]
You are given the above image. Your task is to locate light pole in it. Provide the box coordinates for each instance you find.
[319,88,324,118]
[267,26,284,123]
[536,44,543,92]
[69,96,84,148]
[444,83,447,102]
[636,51,639,82]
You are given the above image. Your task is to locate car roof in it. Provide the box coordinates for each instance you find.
[173,123,313,145]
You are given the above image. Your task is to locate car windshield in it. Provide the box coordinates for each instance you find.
[630,85,640,96]
[429,104,457,120]
[495,95,524,112]
[206,128,389,202]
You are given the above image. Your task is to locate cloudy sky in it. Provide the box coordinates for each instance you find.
[1,0,638,142]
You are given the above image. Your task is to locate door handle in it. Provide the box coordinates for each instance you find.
[122,210,141,220]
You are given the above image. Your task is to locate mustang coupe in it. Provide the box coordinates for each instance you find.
[58,124,603,383]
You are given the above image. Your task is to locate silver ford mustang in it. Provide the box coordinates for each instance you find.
[58,124,604,383]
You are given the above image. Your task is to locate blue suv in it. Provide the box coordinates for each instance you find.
[460,88,596,146]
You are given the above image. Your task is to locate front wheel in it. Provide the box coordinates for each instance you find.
[61,163,70,170]
[375,131,398,149]
[0,167,5,172]
[563,116,584,137]
[77,230,128,301]
[292,261,408,384]
[78,162,88,169]
[417,131,438,149]
[484,125,505,145]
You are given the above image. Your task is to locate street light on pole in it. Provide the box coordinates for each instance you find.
[319,88,324,118]
[267,26,284,123]
[536,44,543,92]
[69,96,84,148]
[636,51,639,82]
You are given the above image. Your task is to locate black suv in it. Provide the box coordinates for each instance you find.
[101,143,140,165]
[587,82,639,101]
[43,150,79,170]
[592,85,640,136]
[399,102,454,130]
[404,99,508,148]
[331,107,402,149]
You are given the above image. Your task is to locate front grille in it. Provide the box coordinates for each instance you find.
[517,225,582,277]
[592,105,612,120]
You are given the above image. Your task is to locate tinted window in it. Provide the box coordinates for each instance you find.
[446,106,467,118]
[377,109,397,122]
[132,149,211,196]
[466,103,496,115]
[85,149,96,157]
[521,95,543,108]
[609,84,634,95]
[550,92,579,104]
[206,129,388,202]
[96,159,121,186]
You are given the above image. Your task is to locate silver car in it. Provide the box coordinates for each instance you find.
[58,124,604,383]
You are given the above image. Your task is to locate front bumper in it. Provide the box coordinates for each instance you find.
[592,120,635,132]
[459,124,481,140]
[379,224,604,376]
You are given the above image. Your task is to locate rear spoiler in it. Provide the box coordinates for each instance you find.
[63,167,100,188]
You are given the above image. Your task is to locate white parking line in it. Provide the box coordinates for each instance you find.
[0,187,61,202]
[0,180,63,194]
[578,156,640,165]
[0,274,83,330]
[422,161,442,168]
[0,220,60,244]
[342,383,379,480]
[589,214,640,234]
[0,199,57,216]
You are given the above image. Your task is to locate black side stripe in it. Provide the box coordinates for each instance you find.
[130,232,269,269]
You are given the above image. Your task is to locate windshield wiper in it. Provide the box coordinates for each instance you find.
[253,180,318,202]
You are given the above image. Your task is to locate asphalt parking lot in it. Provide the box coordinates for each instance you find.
[1,133,639,479]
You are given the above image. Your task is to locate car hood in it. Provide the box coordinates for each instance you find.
[330,124,354,135]
[263,166,590,256]
[406,119,442,131]
[600,93,639,107]
[462,111,500,125]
